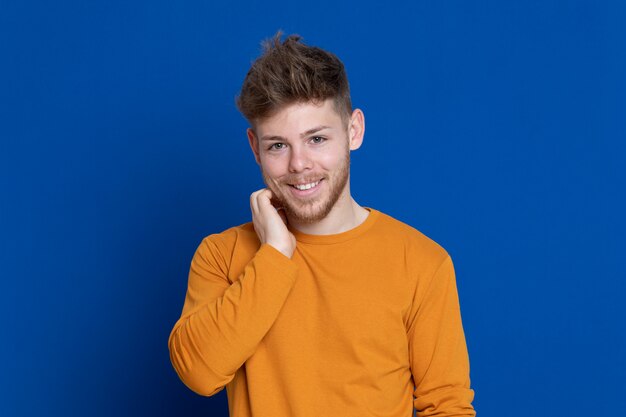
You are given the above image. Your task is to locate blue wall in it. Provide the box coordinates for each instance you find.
[1,1,624,416]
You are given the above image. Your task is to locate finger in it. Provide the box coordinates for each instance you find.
[277,207,288,225]
[256,189,274,213]
[269,193,283,209]
[250,189,264,214]
[250,192,258,215]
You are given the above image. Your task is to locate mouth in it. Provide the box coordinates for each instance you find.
[289,179,322,191]
[287,179,324,197]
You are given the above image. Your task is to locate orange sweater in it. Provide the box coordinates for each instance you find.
[168,209,475,416]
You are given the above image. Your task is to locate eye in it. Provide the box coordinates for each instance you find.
[268,143,286,151]
[310,136,326,144]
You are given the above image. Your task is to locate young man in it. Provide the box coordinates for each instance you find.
[168,33,476,417]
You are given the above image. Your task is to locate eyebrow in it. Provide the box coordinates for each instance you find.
[260,125,331,141]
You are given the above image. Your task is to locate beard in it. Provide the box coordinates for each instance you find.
[262,149,350,224]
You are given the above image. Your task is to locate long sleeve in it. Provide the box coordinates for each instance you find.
[168,236,298,396]
[407,255,476,416]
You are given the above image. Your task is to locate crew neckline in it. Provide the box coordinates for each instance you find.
[287,208,379,245]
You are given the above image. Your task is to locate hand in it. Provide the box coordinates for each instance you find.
[250,188,296,258]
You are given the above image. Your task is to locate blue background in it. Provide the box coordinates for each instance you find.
[1,1,625,416]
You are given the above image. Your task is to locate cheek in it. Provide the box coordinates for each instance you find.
[318,153,344,172]
[260,156,287,178]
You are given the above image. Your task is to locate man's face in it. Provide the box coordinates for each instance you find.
[248,99,361,224]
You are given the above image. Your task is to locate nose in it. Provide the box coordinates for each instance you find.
[288,145,313,173]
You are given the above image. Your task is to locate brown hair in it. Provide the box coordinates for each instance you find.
[236,31,352,126]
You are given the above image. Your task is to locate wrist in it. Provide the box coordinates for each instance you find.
[267,241,294,258]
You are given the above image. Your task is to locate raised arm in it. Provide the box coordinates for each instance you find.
[408,255,476,416]
[168,189,297,396]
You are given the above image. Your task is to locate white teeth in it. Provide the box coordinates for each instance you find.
[293,180,320,191]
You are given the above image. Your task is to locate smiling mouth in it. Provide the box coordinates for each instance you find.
[289,179,322,191]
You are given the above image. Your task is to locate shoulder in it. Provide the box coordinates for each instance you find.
[370,209,450,269]
[196,222,260,263]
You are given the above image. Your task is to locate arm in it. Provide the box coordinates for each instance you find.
[168,189,298,396]
[408,255,476,416]
[168,238,297,396]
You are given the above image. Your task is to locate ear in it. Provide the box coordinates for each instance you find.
[348,109,365,151]
[247,128,261,165]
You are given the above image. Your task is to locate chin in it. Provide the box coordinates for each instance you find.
[286,208,327,224]
[282,197,335,224]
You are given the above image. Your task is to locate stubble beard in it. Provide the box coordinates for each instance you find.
[263,150,351,225]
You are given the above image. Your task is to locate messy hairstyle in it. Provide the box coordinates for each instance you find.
[236,31,352,126]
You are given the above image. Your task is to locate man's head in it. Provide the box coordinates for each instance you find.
[237,33,364,225]
[236,32,352,128]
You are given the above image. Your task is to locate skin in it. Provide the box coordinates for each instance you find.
[247,99,368,258]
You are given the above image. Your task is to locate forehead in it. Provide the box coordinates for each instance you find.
[254,99,345,138]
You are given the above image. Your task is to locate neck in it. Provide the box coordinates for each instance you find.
[286,187,370,235]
